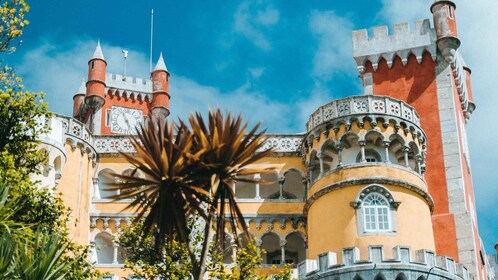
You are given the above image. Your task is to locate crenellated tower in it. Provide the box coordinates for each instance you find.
[71,42,173,135]
[349,0,484,278]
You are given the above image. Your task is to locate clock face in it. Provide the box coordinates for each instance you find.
[110,106,143,134]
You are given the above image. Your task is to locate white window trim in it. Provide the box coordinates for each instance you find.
[350,184,400,236]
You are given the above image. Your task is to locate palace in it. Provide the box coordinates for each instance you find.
[34,1,493,279]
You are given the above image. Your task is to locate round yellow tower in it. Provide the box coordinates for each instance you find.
[302,95,435,261]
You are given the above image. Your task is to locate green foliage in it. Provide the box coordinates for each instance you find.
[0,1,99,278]
[119,218,196,280]
[209,240,293,280]
[0,0,29,53]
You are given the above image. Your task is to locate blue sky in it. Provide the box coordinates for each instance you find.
[4,1,498,255]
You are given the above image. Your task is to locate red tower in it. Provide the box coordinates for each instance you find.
[150,52,170,123]
[85,41,107,115]
[352,0,485,278]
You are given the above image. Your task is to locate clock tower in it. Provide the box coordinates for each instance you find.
[72,42,171,135]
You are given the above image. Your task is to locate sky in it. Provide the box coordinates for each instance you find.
[3,0,498,254]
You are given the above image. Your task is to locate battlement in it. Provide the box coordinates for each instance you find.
[298,246,469,280]
[352,19,437,73]
[105,73,152,94]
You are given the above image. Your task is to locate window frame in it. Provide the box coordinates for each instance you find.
[351,185,400,236]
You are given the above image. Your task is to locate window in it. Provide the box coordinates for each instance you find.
[363,193,390,231]
[105,109,111,127]
[356,149,381,163]
[351,185,399,235]
[92,61,95,69]
[448,6,454,18]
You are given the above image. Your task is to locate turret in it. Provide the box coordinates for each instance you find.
[150,52,170,123]
[85,41,107,114]
[72,79,86,119]
[431,0,460,62]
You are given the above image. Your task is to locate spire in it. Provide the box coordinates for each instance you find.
[91,40,105,61]
[153,52,168,72]
[77,78,86,94]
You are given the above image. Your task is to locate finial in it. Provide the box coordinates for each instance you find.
[152,52,168,72]
[77,78,86,94]
[91,40,105,61]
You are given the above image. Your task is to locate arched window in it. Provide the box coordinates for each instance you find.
[363,193,390,231]
[356,149,381,163]
[351,185,399,235]
[95,232,114,264]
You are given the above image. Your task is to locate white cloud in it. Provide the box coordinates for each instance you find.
[378,0,498,250]
[233,1,280,51]
[309,10,355,82]
[15,38,301,133]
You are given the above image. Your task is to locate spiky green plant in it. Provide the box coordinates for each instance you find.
[112,109,277,279]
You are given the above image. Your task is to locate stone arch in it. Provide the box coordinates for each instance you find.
[320,139,338,171]
[281,168,305,199]
[407,141,421,172]
[235,174,256,199]
[97,168,118,199]
[374,272,386,280]
[388,133,406,165]
[284,231,306,264]
[260,232,281,265]
[53,155,62,176]
[352,274,363,280]
[213,232,234,264]
[308,149,320,183]
[260,171,280,199]
[395,272,408,280]
[238,232,257,248]
[416,276,426,280]
[339,132,360,165]
[94,232,114,264]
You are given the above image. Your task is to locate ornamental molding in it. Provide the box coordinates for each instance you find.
[93,134,303,156]
[304,177,434,216]
[237,214,307,230]
[304,95,426,150]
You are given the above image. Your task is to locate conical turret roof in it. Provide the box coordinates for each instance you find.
[153,52,168,72]
[91,40,105,61]
[76,79,86,94]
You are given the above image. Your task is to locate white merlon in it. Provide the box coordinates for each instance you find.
[352,19,437,73]
[299,246,470,280]
[105,73,153,94]
[153,52,168,72]
[91,40,105,61]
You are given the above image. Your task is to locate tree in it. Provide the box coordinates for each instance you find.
[112,110,279,279]
[0,1,99,279]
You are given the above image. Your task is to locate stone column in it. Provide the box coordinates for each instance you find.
[92,177,99,199]
[337,146,343,167]
[112,241,119,264]
[403,146,410,167]
[383,140,390,163]
[416,155,423,174]
[278,175,285,200]
[359,141,366,162]
[255,238,263,257]
[280,239,287,265]
[318,152,325,176]
[89,241,98,264]
[254,173,261,199]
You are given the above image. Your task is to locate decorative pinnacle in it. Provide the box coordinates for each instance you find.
[77,78,86,94]
[91,40,105,61]
[152,52,168,72]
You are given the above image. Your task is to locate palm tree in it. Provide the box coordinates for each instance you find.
[0,184,76,280]
[112,109,277,279]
